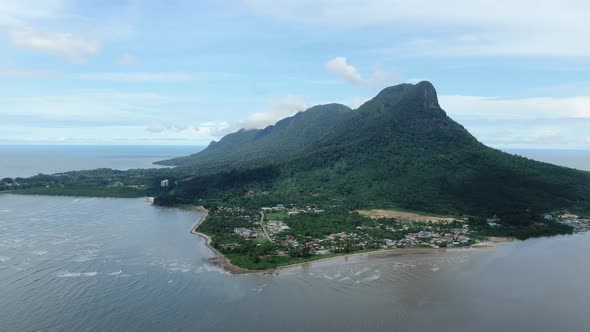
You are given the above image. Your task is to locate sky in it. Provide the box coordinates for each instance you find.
[0,0,589,149]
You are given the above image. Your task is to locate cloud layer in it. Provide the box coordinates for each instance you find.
[7,27,100,63]
[243,0,590,57]
[441,95,590,147]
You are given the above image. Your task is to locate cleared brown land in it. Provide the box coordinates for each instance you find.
[356,209,458,223]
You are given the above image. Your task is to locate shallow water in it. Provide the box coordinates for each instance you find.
[1,194,589,331]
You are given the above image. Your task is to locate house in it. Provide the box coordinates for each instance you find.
[487,222,500,228]
[560,214,579,220]
[544,214,555,221]
[234,227,252,237]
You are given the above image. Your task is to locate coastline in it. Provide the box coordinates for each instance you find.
[187,205,500,274]
[277,245,498,273]
[188,206,261,274]
[153,200,508,275]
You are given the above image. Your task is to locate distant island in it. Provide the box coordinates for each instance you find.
[2,81,589,271]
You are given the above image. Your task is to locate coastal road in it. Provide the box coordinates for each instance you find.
[259,211,273,243]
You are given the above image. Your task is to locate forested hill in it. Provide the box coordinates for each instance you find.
[156,103,351,168]
[167,81,590,222]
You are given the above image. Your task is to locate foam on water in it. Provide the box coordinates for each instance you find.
[361,274,381,283]
[58,272,99,278]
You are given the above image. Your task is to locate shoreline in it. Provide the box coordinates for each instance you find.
[187,205,501,274]
[188,206,261,274]
[277,244,499,273]
[161,200,509,275]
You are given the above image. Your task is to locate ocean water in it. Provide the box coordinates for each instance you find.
[0,145,201,178]
[1,195,590,332]
[506,149,590,171]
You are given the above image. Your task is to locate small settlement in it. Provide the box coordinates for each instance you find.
[194,203,590,270]
[554,213,590,233]
[212,203,475,258]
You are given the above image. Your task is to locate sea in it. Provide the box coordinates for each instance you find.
[0,145,200,178]
[1,146,589,332]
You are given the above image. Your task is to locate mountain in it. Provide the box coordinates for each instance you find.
[156,103,351,170]
[164,82,590,223]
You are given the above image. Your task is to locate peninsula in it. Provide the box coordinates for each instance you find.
[2,81,589,271]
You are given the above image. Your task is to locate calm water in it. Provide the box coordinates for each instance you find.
[0,145,200,178]
[1,194,590,332]
[1,147,590,331]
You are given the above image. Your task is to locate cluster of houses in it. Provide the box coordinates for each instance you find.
[233,227,253,237]
[266,220,290,234]
[216,205,590,260]
[261,204,324,214]
[555,213,590,233]
[271,223,473,256]
[385,225,472,248]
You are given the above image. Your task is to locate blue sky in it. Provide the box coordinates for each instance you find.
[1,0,589,148]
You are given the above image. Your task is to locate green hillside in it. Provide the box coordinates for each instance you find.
[156,103,351,170]
[169,82,590,223]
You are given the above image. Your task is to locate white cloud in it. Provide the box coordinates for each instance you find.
[326,57,364,85]
[0,0,65,25]
[439,94,590,148]
[146,123,171,133]
[118,54,139,65]
[0,90,177,126]
[7,26,101,63]
[195,121,231,136]
[0,89,223,144]
[440,95,590,120]
[0,1,113,63]
[240,95,310,130]
[325,57,392,88]
[0,67,61,78]
[73,72,196,82]
[208,95,311,137]
[242,0,590,57]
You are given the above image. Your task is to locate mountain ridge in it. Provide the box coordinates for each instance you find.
[160,81,590,224]
[157,103,351,169]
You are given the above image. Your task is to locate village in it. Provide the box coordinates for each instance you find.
[210,203,476,258]
[553,213,590,233]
